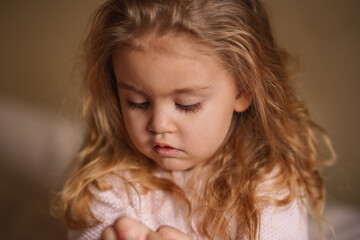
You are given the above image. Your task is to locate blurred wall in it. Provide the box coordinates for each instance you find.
[0,0,359,234]
[267,0,360,206]
[0,0,103,116]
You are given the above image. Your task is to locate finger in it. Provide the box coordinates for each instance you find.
[114,216,153,240]
[102,227,117,240]
[147,231,163,240]
[157,226,190,240]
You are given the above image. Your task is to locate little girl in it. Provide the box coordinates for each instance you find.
[59,0,333,239]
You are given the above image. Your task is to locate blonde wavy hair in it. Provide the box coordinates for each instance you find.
[59,0,334,239]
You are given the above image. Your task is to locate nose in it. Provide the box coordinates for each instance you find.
[147,106,175,134]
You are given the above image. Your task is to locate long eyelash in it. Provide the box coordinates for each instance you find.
[127,100,149,110]
[176,103,203,113]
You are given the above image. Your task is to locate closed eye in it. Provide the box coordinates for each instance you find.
[176,102,203,113]
[127,100,203,113]
[127,100,149,110]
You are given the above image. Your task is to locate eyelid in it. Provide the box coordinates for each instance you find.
[126,99,204,113]
[176,102,203,113]
[127,100,149,110]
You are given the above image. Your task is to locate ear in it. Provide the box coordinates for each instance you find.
[234,93,252,113]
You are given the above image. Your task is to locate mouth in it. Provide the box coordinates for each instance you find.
[153,143,180,157]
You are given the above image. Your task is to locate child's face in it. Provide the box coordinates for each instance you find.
[113,34,249,171]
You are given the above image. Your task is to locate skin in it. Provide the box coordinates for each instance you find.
[101,217,190,240]
[104,33,251,239]
[113,33,250,171]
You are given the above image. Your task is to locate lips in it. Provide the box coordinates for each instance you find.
[153,143,180,157]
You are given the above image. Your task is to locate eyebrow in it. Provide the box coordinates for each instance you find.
[174,86,210,94]
[117,81,210,95]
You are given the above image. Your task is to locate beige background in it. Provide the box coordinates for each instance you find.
[0,0,359,239]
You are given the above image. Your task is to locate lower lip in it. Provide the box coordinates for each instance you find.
[153,146,180,157]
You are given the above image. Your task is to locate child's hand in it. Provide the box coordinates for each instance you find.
[102,216,160,240]
[156,225,191,240]
[101,216,190,240]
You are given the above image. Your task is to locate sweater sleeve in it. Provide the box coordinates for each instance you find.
[68,175,138,240]
[257,198,308,240]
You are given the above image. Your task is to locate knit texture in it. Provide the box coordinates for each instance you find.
[68,171,308,240]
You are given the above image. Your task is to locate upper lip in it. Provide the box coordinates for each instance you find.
[153,142,175,148]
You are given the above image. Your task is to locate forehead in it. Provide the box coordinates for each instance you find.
[112,33,236,96]
[113,34,222,81]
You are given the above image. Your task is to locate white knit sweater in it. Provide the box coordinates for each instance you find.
[68,171,308,240]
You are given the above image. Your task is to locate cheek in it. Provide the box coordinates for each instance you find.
[182,106,233,152]
[121,109,146,143]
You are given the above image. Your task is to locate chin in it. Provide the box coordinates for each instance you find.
[156,159,193,172]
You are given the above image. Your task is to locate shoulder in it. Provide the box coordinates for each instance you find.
[88,171,138,212]
[258,198,308,240]
[255,167,309,240]
[255,166,306,200]
[68,171,139,240]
